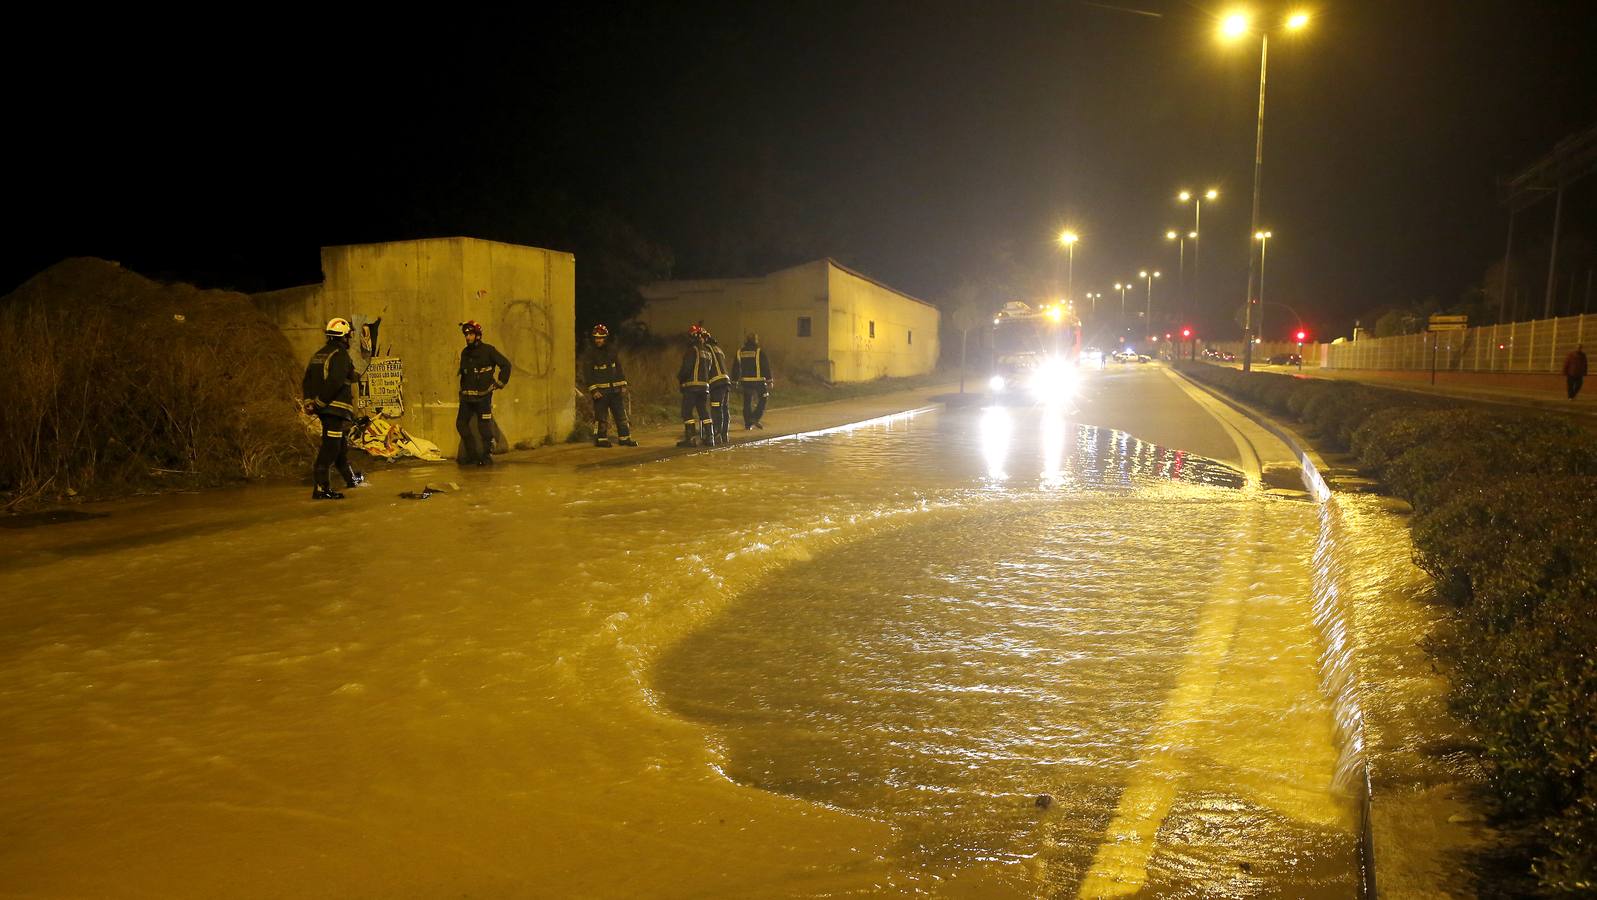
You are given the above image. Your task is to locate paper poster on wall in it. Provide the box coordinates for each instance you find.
[360,356,404,416]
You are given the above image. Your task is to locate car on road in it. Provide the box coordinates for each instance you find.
[1266,353,1302,366]
[1112,349,1151,364]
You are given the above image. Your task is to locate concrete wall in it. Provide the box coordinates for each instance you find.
[255,237,575,449]
[639,260,938,383]
[825,263,941,382]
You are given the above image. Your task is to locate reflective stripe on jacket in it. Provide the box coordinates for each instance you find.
[302,340,358,421]
[734,347,771,382]
[678,345,713,388]
[460,342,513,397]
[582,345,629,392]
[707,345,731,386]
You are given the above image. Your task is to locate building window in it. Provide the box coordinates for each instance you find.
[869,320,876,339]
[908,330,913,345]
[797,316,811,337]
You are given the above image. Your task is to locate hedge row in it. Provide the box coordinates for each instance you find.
[1176,362,1597,894]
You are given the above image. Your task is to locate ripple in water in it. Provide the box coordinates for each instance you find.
[655,410,1355,895]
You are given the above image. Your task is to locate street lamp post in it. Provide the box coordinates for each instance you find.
[1114,282,1131,334]
[1178,189,1218,301]
[1058,231,1079,304]
[1166,229,1197,318]
[1254,230,1273,337]
[1222,9,1309,371]
[1139,270,1161,337]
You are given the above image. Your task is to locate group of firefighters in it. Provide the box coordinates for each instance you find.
[582,322,773,448]
[300,317,773,499]
[661,324,773,448]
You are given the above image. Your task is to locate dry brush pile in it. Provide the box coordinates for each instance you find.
[0,258,309,509]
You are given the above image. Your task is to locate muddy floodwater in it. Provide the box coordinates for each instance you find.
[0,400,1384,897]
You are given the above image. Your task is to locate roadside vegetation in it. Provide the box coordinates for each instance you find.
[1177,361,1597,894]
[0,259,308,511]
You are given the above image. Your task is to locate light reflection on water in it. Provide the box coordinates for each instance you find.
[961,405,1242,494]
[656,405,1356,896]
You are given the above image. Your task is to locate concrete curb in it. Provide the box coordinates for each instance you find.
[1169,367,1379,899]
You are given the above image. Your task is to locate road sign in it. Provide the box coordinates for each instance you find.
[1428,315,1468,332]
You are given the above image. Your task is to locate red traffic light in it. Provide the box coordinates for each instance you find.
[1295,330,1307,342]
[1181,328,1192,339]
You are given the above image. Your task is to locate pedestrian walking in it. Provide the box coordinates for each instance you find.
[704,331,733,445]
[583,324,637,447]
[733,332,773,429]
[1565,344,1588,400]
[301,317,365,499]
[457,320,513,465]
[676,326,714,448]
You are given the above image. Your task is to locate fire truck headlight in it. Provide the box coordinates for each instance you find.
[1031,360,1078,398]
[988,374,1006,392]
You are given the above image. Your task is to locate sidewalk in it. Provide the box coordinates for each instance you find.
[1214,361,1597,418]
[507,381,959,469]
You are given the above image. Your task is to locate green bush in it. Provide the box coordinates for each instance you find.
[1412,476,1597,615]
[1299,383,1377,446]
[1350,407,1439,474]
[1382,413,1593,515]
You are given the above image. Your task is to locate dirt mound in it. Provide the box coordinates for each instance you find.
[0,258,308,509]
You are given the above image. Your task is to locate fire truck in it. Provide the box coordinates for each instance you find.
[987,300,1083,400]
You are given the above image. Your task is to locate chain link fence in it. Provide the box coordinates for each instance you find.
[1324,313,1595,372]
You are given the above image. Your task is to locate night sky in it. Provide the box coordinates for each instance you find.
[9,1,1596,339]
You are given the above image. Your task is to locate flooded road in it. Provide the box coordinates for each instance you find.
[0,371,1369,897]
[657,407,1355,897]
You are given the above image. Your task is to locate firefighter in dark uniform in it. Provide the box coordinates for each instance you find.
[704,331,733,445]
[301,317,364,499]
[733,332,773,430]
[676,325,714,447]
[583,324,637,447]
[457,320,513,465]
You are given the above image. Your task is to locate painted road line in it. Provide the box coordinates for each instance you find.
[1074,369,1269,897]
[1075,500,1261,897]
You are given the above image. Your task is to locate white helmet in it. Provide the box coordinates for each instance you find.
[325,317,352,339]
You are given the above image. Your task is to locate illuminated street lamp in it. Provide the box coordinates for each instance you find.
[1058,230,1079,304]
[1114,281,1132,330]
[1254,230,1273,337]
[1220,8,1311,370]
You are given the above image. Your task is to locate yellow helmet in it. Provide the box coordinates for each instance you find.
[325,317,352,339]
